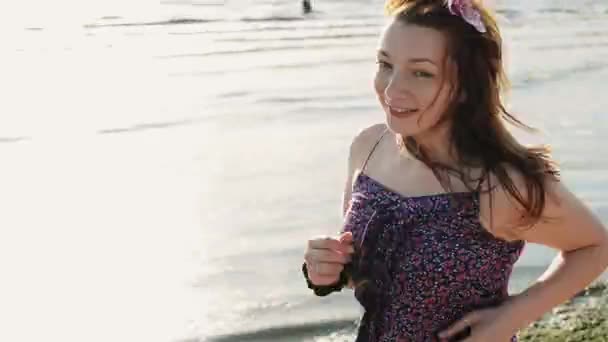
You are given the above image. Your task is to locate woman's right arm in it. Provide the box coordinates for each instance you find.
[303,123,386,293]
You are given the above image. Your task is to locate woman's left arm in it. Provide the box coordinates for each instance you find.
[440,177,608,341]
[499,180,608,331]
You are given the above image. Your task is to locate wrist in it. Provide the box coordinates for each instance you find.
[301,263,347,296]
[500,293,536,332]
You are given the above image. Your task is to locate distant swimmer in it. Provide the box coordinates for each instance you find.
[302,0,312,14]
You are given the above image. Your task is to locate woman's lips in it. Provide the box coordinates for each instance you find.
[387,105,418,118]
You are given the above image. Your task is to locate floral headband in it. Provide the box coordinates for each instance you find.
[446,0,486,33]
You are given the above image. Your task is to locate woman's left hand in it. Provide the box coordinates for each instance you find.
[438,306,518,342]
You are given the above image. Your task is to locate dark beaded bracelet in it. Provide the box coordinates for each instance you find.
[301,262,350,296]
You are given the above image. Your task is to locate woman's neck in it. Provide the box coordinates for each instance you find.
[406,122,457,167]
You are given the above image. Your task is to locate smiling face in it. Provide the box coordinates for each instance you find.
[374,19,458,138]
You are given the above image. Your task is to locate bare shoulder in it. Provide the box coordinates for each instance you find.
[480,165,608,250]
[348,123,387,170]
[478,165,523,241]
[479,163,554,240]
[342,123,387,216]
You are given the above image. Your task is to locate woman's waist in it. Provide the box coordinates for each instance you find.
[354,279,510,320]
[355,291,513,341]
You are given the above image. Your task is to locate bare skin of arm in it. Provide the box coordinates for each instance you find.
[341,124,387,288]
[302,125,386,288]
[477,168,608,333]
[342,123,387,217]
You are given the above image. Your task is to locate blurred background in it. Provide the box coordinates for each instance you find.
[1,0,607,341]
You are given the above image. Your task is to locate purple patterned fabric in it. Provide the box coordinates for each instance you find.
[343,172,525,342]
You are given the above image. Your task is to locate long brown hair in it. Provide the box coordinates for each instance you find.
[385,0,559,227]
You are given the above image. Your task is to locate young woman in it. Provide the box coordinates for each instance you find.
[302,0,608,341]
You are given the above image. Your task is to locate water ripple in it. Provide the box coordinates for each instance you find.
[84,18,221,29]
[159,42,365,58]
[217,32,377,43]
[0,136,30,144]
[97,119,196,134]
[168,22,380,36]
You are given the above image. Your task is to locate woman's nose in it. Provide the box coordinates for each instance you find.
[384,73,412,102]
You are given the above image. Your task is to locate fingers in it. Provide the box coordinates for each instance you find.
[438,311,481,340]
[304,261,345,285]
[307,261,344,276]
[305,248,352,265]
[308,236,354,254]
[339,231,353,243]
[304,233,355,286]
[307,273,342,286]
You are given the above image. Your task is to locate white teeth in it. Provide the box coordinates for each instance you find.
[390,106,416,113]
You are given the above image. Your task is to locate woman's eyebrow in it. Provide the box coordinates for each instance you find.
[376,50,437,66]
[408,58,437,66]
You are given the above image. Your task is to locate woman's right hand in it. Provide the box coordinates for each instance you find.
[304,232,355,286]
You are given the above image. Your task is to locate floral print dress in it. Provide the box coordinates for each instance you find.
[342,132,525,342]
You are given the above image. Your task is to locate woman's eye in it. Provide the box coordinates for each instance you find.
[413,70,433,78]
[376,60,392,70]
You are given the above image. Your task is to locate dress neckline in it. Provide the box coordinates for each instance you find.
[356,172,478,202]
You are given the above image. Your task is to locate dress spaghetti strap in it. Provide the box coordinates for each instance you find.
[360,128,388,173]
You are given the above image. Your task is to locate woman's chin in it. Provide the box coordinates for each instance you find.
[385,114,421,137]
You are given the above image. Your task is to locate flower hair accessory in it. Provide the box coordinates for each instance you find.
[446,0,486,33]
